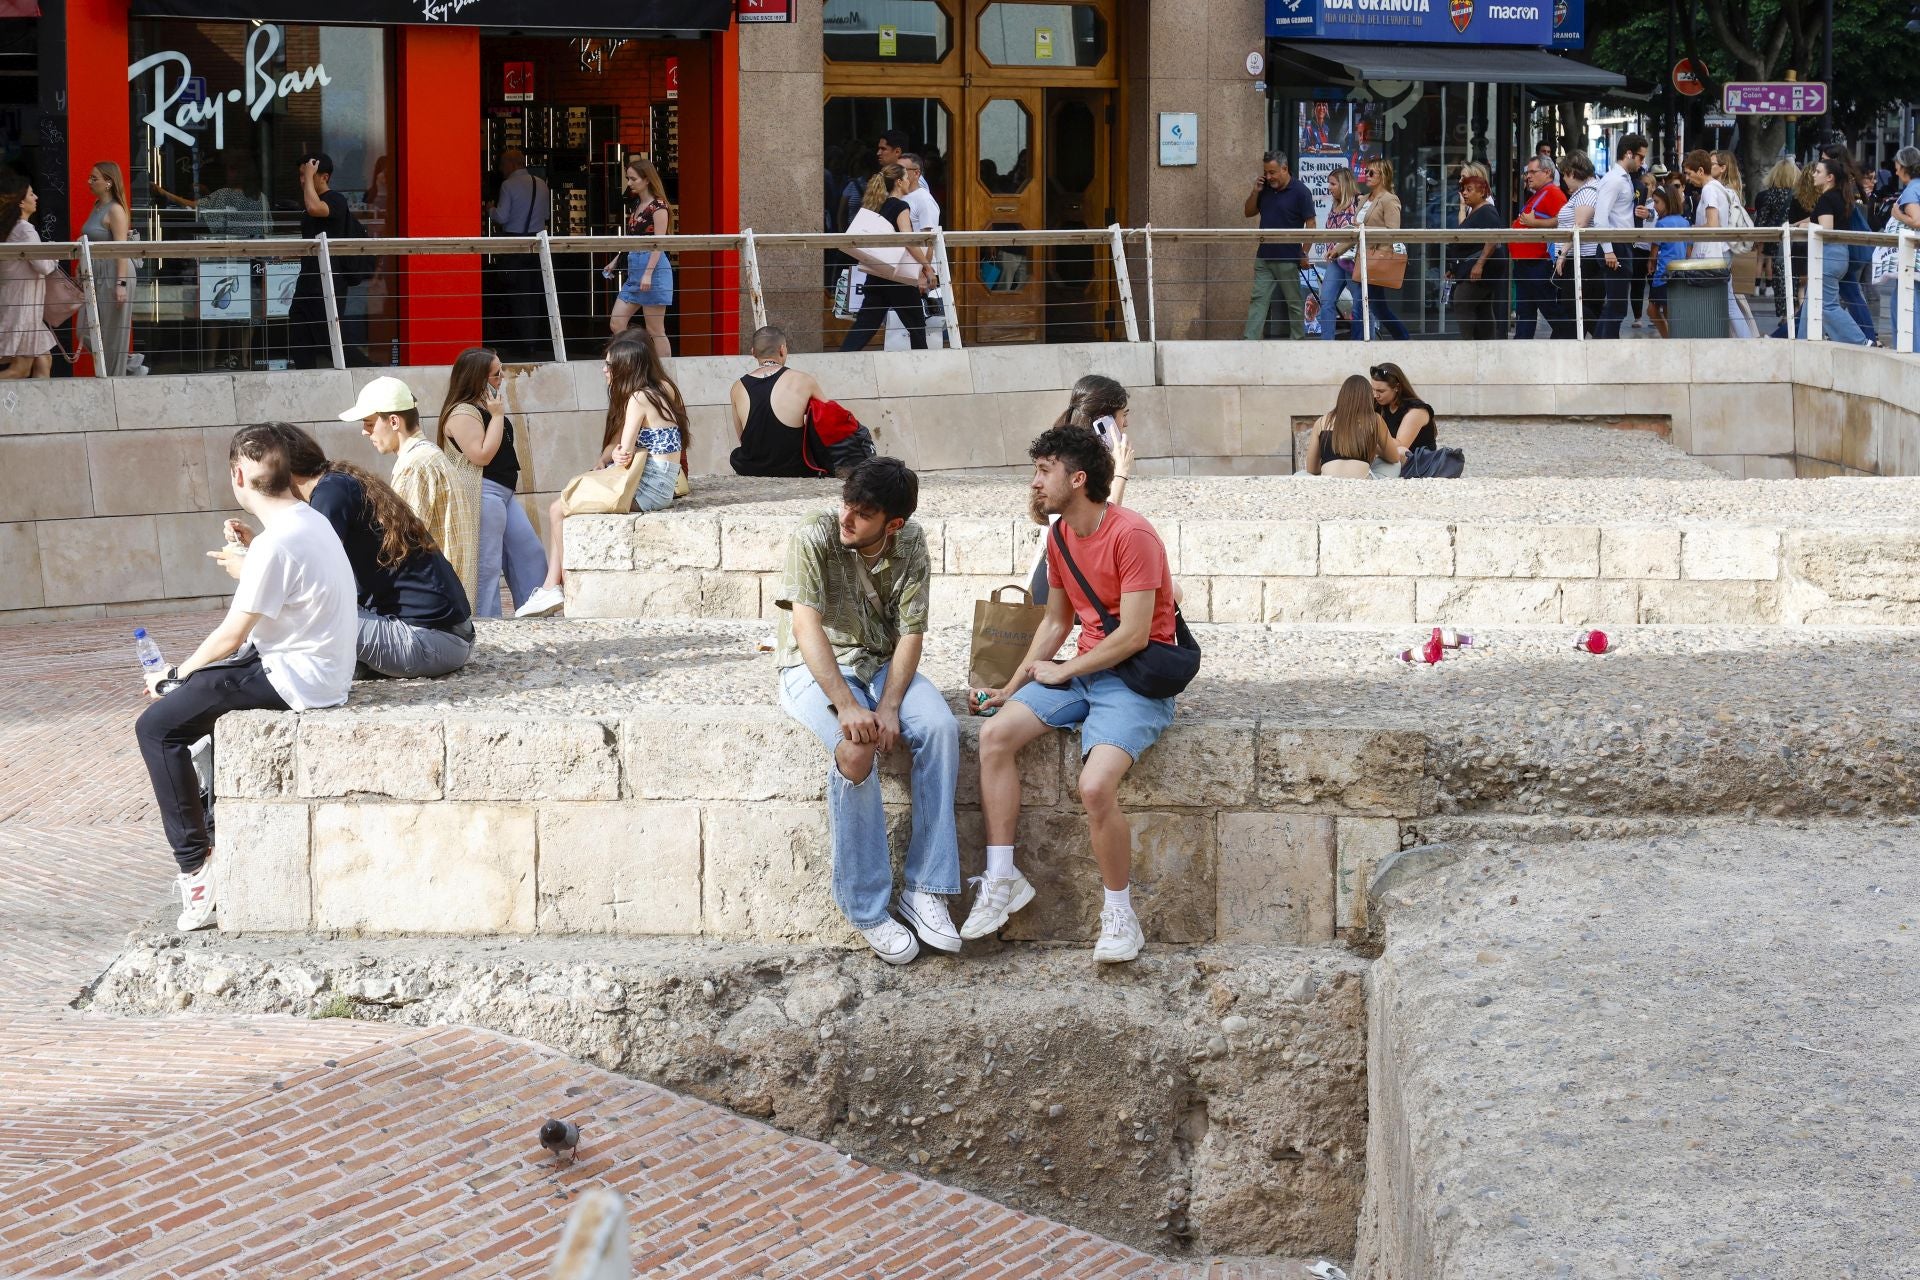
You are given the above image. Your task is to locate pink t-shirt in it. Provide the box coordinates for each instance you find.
[1047,505,1176,656]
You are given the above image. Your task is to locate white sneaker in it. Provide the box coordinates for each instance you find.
[896,889,961,953]
[1092,906,1143,964]
[514,585,564,618]
[176,863,217,931]
[860,918,920,965]
[958,874,1035,940]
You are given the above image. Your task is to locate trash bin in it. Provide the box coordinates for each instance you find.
[1665,258,1732,339]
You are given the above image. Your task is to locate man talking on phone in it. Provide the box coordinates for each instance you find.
[290,153,354,368]
[1242,151,1317,340]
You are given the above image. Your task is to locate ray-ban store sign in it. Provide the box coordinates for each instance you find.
[129,23,327,151]
[127,0,733,32]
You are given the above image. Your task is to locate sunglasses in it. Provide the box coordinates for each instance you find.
[1369,366,1391,380]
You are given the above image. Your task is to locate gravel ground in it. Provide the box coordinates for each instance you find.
[673,473,1920,527]
[1395,421,1726,481]
[342,619,1920,726]
[1359,822,1920,1277]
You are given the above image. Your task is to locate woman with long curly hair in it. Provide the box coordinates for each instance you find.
[1021,375,1138,603]
[517,330,689,617]
[213,423,475,678]
[438,346,541,617]
[0,173,56,379]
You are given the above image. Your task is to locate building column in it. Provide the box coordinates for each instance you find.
[675,25,742,356]
[395,24,482,365]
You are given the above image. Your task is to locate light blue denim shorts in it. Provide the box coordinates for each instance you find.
[1009,669,1174,762]
[633,454,679,512]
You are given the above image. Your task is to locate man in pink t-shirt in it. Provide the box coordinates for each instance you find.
[967,425,1180,964]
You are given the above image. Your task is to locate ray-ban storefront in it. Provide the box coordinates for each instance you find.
[31,0,737,372]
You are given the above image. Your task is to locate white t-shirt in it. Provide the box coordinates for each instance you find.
[1693,178,1733,260]
[903,185,941,232]
[231,501,359,710]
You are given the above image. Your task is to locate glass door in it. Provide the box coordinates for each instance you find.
[961,87,1044,344]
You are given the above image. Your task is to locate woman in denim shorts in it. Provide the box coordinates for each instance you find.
[517,332,688,617]
[604,158,675,361]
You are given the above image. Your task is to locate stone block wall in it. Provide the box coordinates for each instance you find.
[566,516,1920,628]
[212,706,1418,944]
[9,338,1920,623]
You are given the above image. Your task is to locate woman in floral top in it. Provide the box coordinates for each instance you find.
[604,157,674,360]
[1313,167,1362,340]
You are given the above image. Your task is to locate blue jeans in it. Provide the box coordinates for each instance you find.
[1797,242,1868,345]
[1316,259,1408,340]
[1840,263,1877,342]
[778,661,961,930]
[475,478,547,617]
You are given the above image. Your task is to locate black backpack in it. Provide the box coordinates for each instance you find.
[331,207,377,290]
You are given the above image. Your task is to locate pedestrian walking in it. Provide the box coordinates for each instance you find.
[1794,156,1871,346]
[839,164,934,352]
[488,147,550,361]
[1753,158,1801,325]
[1509,154,1566,338]
[1313,167,1363,340]
[1242,152,1317,340]
[1446,164,1503,340]
[1551,151,1601,339]
[1590,134,1647,339]
[1681,149,1754,338]
[0,175,56,380]
[605,158,674,361]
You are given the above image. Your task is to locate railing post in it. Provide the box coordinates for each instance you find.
[1899,228,1916,354]
[932,229,963,351]
[739,228,769,337]
[1143,226,1157,344]
[1780,224,1795,340]
[1807,226,1823,342]
[75,237,109,379]
[537,232,567,365]
[314,234,346,371]
[1356,222,1371,341]
[1571,227,1585,342]
[1108,223,1140,343]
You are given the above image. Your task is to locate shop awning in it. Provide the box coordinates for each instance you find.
[128,0,734,33]
[1274,41,1626,89]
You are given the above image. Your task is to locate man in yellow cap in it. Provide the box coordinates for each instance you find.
[343,375,481,610]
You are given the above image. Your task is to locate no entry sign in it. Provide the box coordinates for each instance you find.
[1671,58,1708,97]
[1723,81,1828,115]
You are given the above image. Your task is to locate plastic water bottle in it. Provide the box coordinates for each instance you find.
[1397,633,1445,665]
[1433,627,1474,650]
[1574,629,1610,654]
[134,628,166,681]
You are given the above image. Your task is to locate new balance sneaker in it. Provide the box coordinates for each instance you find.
[860,918,921,965]
[896,889,961,954]
[514,585,565,619]
[176,863,217,932]
[1092,906,1144,964]
[958,874,1035,941]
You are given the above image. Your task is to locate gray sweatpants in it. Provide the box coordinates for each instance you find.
[357,610,474,678]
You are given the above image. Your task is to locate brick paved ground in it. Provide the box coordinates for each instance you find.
[0,615,1314,1278]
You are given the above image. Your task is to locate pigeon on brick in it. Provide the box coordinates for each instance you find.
[539,1118,581,1161]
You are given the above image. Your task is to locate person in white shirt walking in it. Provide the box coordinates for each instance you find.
[1591,134,1647,339]
[134,424,358,932]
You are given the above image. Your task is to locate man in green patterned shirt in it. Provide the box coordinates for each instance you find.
[775,458,961,964]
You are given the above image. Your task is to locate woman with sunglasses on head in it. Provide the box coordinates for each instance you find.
[1316,159,1407,340]
[1368,362,1434,457]
[1447,163,1505,340]
[1302,374,1403,478]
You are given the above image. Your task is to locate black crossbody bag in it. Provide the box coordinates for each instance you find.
[1050,519,1201,700]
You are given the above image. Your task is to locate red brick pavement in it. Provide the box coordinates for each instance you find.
[0,615,1313,1279]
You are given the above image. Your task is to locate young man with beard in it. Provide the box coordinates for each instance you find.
[968,426,1181,963]
[775,457,961,964]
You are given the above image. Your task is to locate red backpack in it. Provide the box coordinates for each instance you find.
[802,397,877,477]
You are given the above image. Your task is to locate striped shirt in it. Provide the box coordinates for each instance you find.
[1558,181,1601,256]
[392,436,482,610]
[774,511,930,683]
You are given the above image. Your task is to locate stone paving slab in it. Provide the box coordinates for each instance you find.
[1288,422,1729,482]
[1355,823,1920,1279]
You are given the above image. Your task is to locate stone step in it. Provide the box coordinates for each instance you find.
[211,621,1920,945]
[562,475,1920,627]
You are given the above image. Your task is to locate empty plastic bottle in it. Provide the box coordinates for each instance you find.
[1574,629,1610,654]
[1398,633,1445,665]
[1433,627,1474,649]
[134,628,166,681]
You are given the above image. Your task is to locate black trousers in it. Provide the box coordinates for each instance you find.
[288,268,331,370]
[839,282,927,352]
[1551,255,1604,339]
[1453,278,1502,340]
[134,650,289,873]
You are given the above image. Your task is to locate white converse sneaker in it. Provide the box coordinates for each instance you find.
[958,874,1035,940]
[176,863,217,932]
[1092,906,1143,964]
[860,918,921,965]
[896,890,961,953]
[514,585,565,618]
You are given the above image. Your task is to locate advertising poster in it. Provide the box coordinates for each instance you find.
[1295,101,1356,230]
[265,260,301,318]
[198,261,252,322]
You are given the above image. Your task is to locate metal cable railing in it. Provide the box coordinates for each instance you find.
[4,224,1917,376]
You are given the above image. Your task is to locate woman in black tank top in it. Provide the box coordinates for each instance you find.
[730,361,814,477]
[1369,361,1437,451]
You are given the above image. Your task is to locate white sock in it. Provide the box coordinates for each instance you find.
[986,845,1017,880]
[1104,885,1133,914]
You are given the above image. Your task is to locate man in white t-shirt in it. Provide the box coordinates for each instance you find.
[885,152,944,351]
[134,424,357,932]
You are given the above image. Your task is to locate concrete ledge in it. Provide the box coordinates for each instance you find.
[1355,824,1920,1277]
[564,475,1920,627]
[213,621,1920,941]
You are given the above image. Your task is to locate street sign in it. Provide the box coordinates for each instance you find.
[1722,81,1828,115]
[1672,58,1708,97]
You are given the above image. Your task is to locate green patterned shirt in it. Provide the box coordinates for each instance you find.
[774,511,931,683]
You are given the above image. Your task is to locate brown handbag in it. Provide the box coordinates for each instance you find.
[43,268,84,330]
[1363,242,1409,291]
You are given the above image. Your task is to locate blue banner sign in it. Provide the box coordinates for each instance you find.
[1267,0,1554,46]
[1551,0,1585,49]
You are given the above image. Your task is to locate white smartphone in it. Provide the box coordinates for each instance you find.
[1091,415,1118,451]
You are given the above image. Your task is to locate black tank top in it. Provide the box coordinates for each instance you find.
[1318,429,1368,465]
[730,367,812,478]
[1382,398,1437,451]
[459,402,520,493]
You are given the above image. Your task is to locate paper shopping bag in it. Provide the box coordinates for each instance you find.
[969,585,1045,698]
